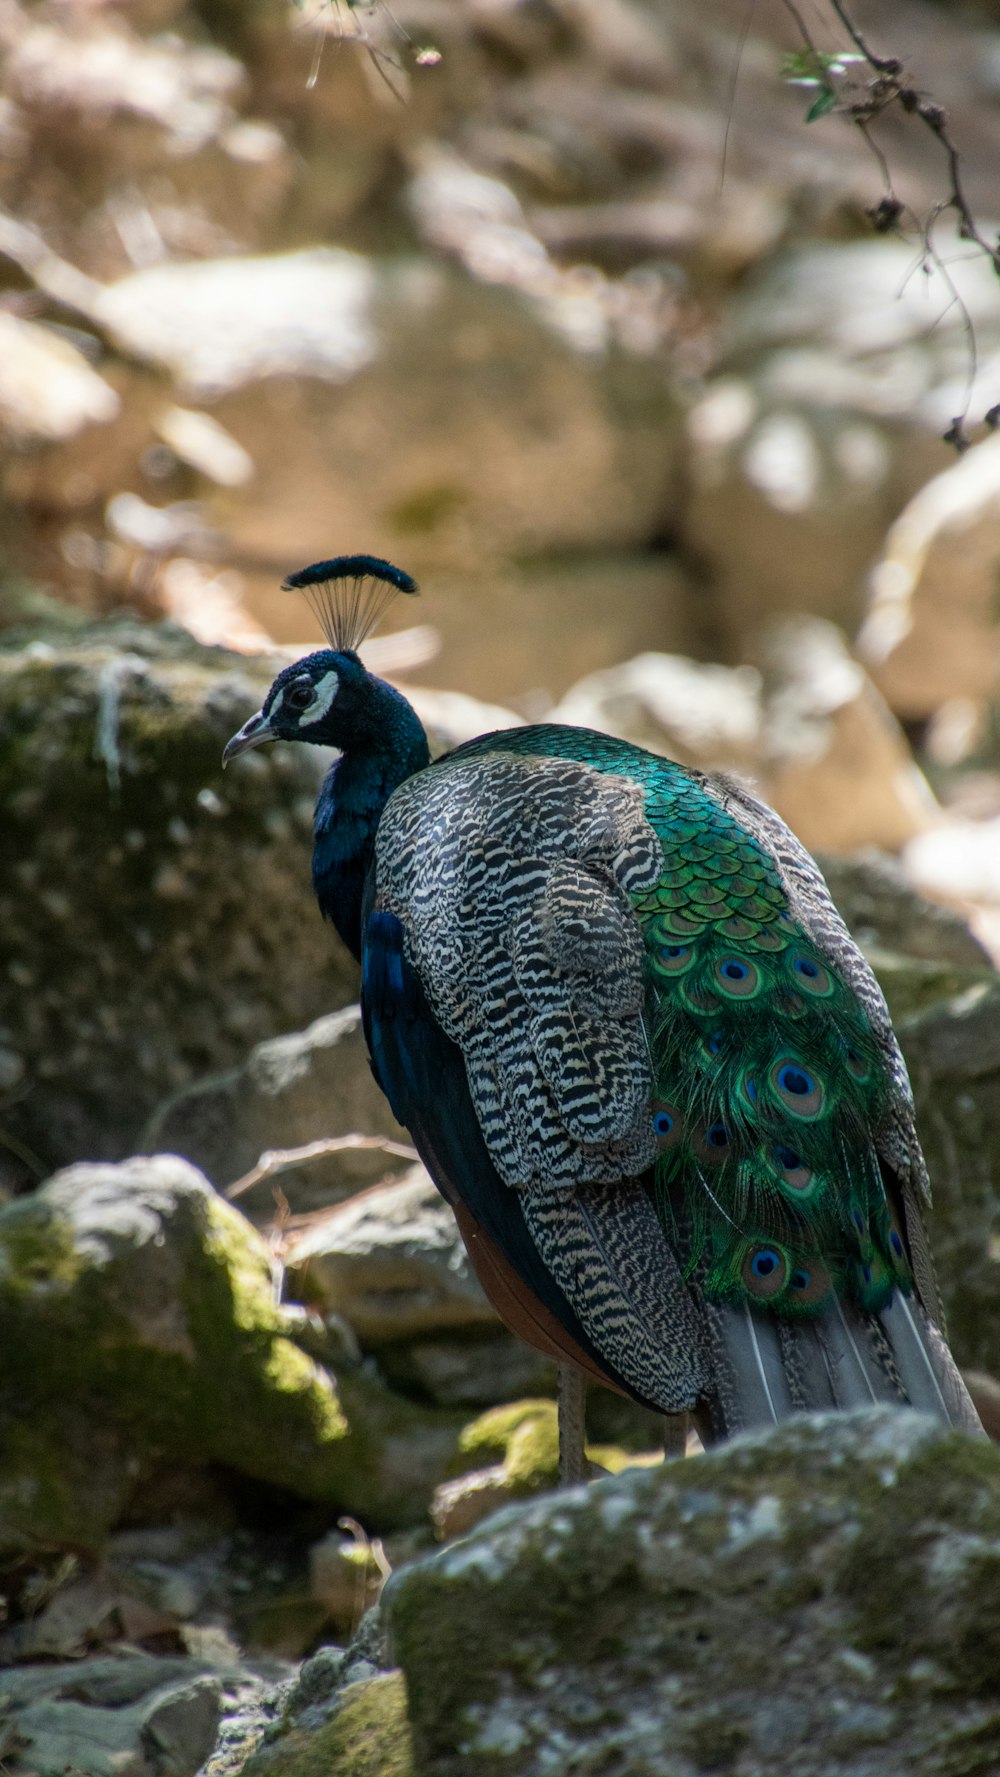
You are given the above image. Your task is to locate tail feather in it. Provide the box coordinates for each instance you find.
[695,1291,986,1442]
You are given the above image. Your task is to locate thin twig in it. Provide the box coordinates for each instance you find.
[226,1133,418,1199]
[780,0,1000,442]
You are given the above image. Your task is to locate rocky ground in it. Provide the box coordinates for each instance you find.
[5,0,1000,1773]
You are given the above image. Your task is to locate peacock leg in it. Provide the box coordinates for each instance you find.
[558,1364,588,1484]
[662,1412,688,1460]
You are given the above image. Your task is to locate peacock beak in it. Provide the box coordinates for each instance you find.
[222,709,275,766]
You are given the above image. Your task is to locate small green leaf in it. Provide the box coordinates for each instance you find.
[806,88,838,122]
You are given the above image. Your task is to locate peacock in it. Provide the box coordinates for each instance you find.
[224,555,983,1471]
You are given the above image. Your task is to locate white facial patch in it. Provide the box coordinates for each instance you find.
[300,669,340,722]
[270,668,340,725]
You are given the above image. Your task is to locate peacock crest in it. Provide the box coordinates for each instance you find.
[283,554,419,653]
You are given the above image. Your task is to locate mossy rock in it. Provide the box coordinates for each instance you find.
[897,979,1000,1375]
[448,1400,559,1492]
[0,622,357,1192]
[387,1408,1000,1776]
[242,1673,414,1777]
[0,1155,464,1551]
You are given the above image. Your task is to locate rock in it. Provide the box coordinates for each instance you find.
[309,1525,387,1637]
[0,314,120,445]
[0,624,357,1192]
[283,1165,496,1344]
[0,1655,222,1777]
[146,1006,407,1213]
[0,1155,465,1548]
[550,651,761,770]
[682,237,1000,652]
[430,1400,560,1541]
[816,849,993,971]
[897,981,1000,1377]
[387,1409,1000,1776]
[4,9,291,279]
[905,815,1000,910]
[237,1606,412,1777]
[242,1671,413,1777]
[378,1329,555,1409]
[761,617,939,854]
[859,432,1000,721]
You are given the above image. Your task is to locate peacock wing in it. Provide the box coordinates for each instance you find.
[367,747,708,1414]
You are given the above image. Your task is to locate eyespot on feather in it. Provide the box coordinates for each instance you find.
[693,1120,732,1164]
[772,1143,813,1191]
[720,915,756,941]
[651,1100,684,1151]
[681,985,722,1015]
[741,1243,788,1301]
[786,1261,831,1307]
[753,927,787,953]
[652,942,698,978]
[714,956,760,998]
[790,953,835,996]
[845,1046,871,1083]
[770,1057,824,1118]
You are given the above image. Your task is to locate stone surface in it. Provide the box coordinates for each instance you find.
[377,1328,555,1409]
[431,1400,561,1541]
[387,1408,1000,1776]
[898,980,1000,1377]
[0,1654,222,1777]
[0,1155,465,1548]
[146,1005,407,1212]
[0,314,120,445]
[284,1166,496,1345]
[0,624,356,1193]
[859,432,1000,721]
[761,616,938,854]
[681,236,1000,655]
[817,849,994,971]
[551,651,761,771]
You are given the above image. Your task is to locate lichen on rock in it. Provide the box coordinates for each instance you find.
[0,1155,465,1552]
[387,1408,1000,1777]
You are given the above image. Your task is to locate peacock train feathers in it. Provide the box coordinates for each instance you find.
[224,555,984,1445]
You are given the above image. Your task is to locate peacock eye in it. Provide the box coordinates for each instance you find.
[286,681,315,712]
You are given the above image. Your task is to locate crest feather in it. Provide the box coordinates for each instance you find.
[283,554,418,652]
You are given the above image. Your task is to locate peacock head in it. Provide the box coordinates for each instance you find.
[222,555,419,764]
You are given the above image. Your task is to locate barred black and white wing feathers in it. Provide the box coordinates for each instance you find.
[366,746,709,1414]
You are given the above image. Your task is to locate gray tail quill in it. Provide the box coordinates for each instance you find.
[694,1289,985,1443]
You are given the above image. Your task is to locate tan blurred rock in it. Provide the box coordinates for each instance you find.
[283,1165,497,1345]
[682,239,1000,651]
[551,651,761,770]
[762,617,939,854]
[0,313,119,444]
[904,816,1000,908]
[859,432,1000,721]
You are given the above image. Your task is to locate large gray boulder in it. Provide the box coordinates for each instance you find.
[384,1408,1000,1776]
[0,625,356,1193]
[145,1005,406,1212]
[0,1655,223,1777]
[0,1154,465,1550]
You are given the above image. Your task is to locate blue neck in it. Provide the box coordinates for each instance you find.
[311,682,430,960]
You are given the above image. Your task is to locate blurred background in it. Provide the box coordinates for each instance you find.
[6,0,1000,1181]
[5,0,1000,1765]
